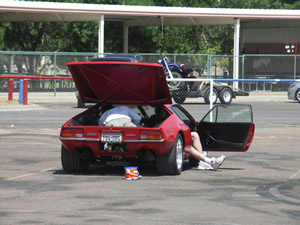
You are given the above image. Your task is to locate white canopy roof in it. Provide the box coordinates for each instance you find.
[1,0,300,25]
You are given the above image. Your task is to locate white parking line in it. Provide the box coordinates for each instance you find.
[7,167,56,181]
[39,167,56,172]
[7,173,36,181]
[255,135,294,140]
[289,170,300,180]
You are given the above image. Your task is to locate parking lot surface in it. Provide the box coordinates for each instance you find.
[1,102,300,224]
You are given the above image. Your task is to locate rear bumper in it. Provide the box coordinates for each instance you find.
[59,136,165,142]
[60,137,171,157]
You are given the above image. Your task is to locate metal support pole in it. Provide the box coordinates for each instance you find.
[10,55,14,73]
[123,24,128,53]
[19,79,23,104]
[207,55,211,78]
[242,55,245,91]
[233,18,240,89]
[8,79,13,101]
[23,79,28,105]
[210,79,213,110]
[294,54,297,79]
[54,52,57,96]
[98,15,104,56]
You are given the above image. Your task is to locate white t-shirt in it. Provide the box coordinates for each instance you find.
[99,105,141,126]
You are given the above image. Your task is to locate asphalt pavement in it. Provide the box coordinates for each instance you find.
[0,125,300,224]
[0,93,300,224]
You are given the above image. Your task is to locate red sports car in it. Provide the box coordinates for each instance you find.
[60,61,255,175]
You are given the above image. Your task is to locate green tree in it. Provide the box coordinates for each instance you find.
[3,22,63,51]
[1,0,300,55]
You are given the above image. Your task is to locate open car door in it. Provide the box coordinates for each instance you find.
[197,104,255,152]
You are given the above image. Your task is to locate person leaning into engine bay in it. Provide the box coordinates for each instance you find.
[99,104,141,127]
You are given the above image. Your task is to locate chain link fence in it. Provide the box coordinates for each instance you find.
[0,51,299,125]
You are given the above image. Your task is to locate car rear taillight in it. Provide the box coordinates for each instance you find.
[244,124,255,151]
[140,130,162,140]
[61,128,83,138]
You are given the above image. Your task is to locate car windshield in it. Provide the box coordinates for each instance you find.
[131,105,170,127]
[170,105,195,130]
[129,105,155,118]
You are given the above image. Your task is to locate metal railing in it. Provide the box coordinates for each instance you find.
[0,74,297,125]
[0,51,299,125]
[1,51,299,92]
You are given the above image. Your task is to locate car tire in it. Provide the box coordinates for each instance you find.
[61,145,89,173]
[295,89,300,102]
[77,97,85,108]
[219,87,233,104]
[189,157,199,167]
[156,134,183,175]
[204,88,218,104]
[173,91,186,104]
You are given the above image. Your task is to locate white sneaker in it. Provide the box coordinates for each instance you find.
[216,155,226,167]
[211,155,226,170]
[197,161,214,170]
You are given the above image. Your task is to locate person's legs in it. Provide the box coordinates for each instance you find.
[190,132,212,164]
[184,145,206,162]
[186,132,226,170]
[191,132,203,153]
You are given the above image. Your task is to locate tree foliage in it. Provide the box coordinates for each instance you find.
[0,0,299,54]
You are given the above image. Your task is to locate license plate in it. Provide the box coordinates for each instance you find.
[101,133,122,143]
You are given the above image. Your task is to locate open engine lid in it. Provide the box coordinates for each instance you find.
[67,61,172,105]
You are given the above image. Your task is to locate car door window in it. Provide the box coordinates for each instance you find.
[202,105,252,123]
